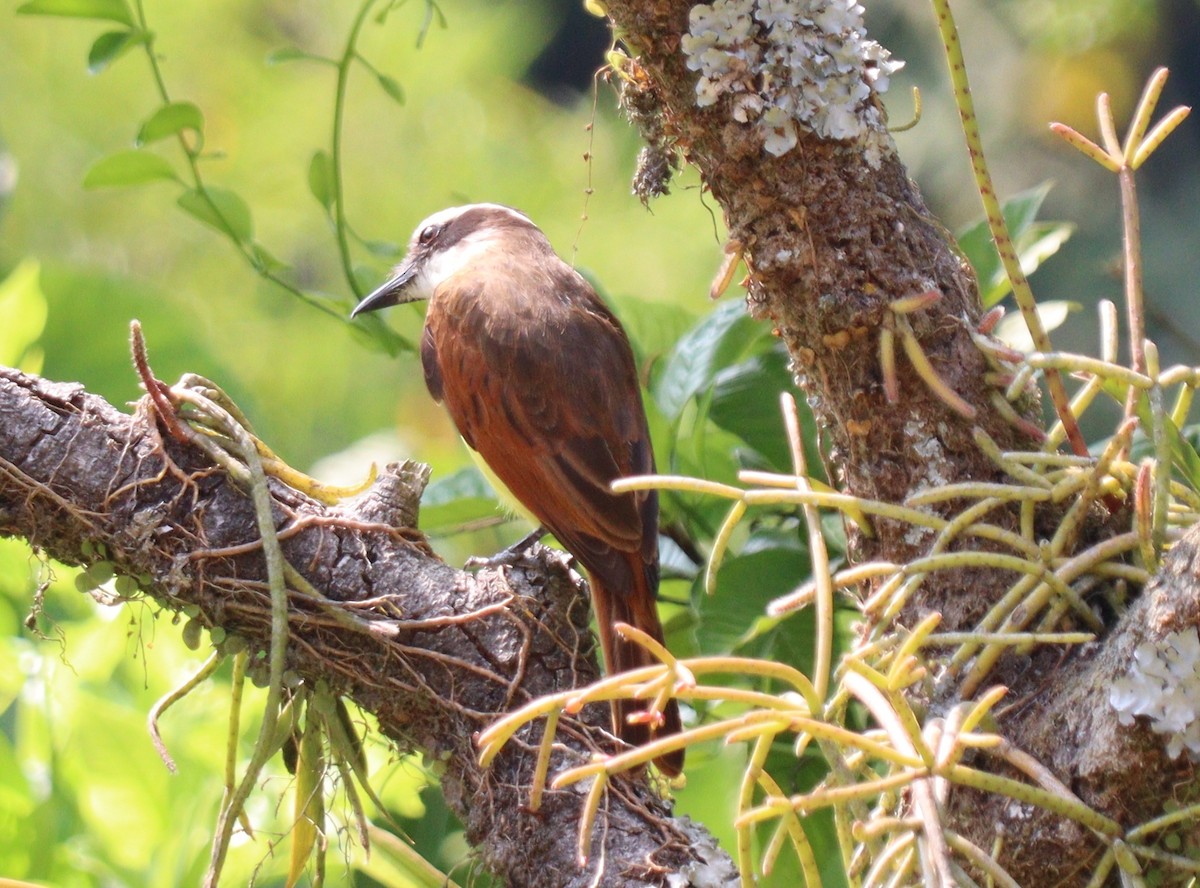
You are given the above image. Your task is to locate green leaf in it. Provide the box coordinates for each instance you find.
[1007,221,1074,297]
[17,0,133,26]
[957,183,1051,285]
[419,466,501,533]
[86,28,147,74]
[992,300,1079,353]
[606,291,698,372]
[1164,419,1200,490]
[376,73,405,104]
[86,561,114,584]
[1129,410,1200,491]
[697,542,811,658]
[136,101,204,146]
[709,346,808,471]
[660,535,699,582]
[308,150,335,212]
[761,742,848,886]
[661,420,747,537]
[1123,388,1200,490]
[176,186,253,243]
[265,46,336,66]
[346,311,414,356]
[653,298,759,420]
[249,242,289,274]
[82,149,178,187]
[956,182,1073,307]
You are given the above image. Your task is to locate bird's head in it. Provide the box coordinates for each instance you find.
[350,203,539,317]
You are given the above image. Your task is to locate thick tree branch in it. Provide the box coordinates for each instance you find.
[0,367,733,887]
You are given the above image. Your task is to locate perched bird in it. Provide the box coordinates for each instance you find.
[351,204,683,776]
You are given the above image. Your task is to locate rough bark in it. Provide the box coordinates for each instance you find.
[601,1,1196,884]
[0,368,734,888]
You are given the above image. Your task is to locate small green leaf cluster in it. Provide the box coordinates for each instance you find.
[18,0,415,357]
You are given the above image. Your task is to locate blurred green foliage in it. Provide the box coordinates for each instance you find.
[1,0,1196,884]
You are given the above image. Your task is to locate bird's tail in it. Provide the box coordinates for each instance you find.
[591,569,684,778]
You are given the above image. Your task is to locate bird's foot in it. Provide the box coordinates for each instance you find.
[465,526,547,571]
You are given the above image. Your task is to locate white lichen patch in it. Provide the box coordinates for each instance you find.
[1110,628,1200,759]
[681,0,903,162]
[902,419,948,546]
[906,420,950,489]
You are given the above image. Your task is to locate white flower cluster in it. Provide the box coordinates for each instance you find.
[1110,627,1200,759]
[681,0,902,160]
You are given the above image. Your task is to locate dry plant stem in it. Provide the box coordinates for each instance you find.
[842,671,953,887]
[149,650,222,773]
[165,384,294,888]
[224,651,254,838]
[929,0,1086,456]
[736,733,773,885]
[781,392,834,703]
[943,832,1020,888]
[1119,150,1146,384]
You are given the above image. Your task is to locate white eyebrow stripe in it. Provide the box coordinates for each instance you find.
[416,203,533,232]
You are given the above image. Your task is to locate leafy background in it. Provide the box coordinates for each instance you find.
[1,0,1197,884]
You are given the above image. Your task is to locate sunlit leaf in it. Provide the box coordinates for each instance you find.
[709,346,803,472]
[993,300,1079,352]
[1011,222,1074,288]
[86,28,148,74]
[376,73,405,105]
[957,182,1073,307]
[17,0,133,26]
[177,186,253,243]
[137,101,204,146]
[697,542,811,658]
[419,466,501,534]
[605,291,698,373]
[654,298,758,421]
[308,150,335,212]
[82,149,178,187]
[660,535,699,582]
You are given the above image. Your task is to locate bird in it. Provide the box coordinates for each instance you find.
[351,204,683,776]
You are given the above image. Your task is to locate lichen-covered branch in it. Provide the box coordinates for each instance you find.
[602,1,1199,884]
[0,367,730,887]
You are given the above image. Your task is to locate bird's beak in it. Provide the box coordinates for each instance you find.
[350,261,422,318]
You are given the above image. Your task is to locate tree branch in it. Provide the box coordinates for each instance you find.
[0,366,732,887]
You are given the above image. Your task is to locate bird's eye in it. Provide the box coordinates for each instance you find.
[418,224,440,245]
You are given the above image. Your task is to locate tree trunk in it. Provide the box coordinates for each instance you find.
[602,1,1195,884]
